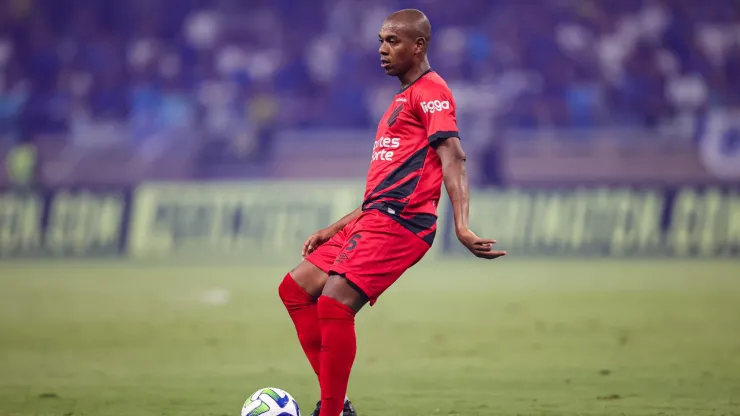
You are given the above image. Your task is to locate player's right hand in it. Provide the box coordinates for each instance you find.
[456,228,507,260]
[302,228,335,257]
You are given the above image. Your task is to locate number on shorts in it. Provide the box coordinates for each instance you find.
[345,233,362,251]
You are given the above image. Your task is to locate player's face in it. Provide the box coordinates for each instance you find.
[378,24,419,76]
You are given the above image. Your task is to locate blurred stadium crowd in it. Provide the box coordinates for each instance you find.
[0,0,739,183]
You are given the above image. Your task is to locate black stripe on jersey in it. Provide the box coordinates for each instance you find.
[387,103,404,127]
[398,213,437,245]
[428,130,459,148]
[368,207,438,246]
[378,175,420,201]
[368,146,428,197]
[422,229,436,245]
[399,213,437,234]
[365,200,406,215]
[364,146,438,246]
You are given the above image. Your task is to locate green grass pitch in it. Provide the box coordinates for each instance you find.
[1,260,739,416]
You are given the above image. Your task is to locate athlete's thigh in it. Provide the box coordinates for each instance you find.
[288,260,328,297]
[329,211,431,305]
[296,226,351,296]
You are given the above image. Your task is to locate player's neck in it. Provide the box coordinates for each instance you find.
[399,60,431,90]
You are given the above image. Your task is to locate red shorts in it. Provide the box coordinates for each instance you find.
[305,210,431,305]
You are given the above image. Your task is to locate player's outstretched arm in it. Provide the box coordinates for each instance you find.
[302,207,362,257]
[436,138,506,260]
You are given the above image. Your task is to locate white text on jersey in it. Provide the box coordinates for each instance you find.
[420,100,450,114]
[372,136,400,162]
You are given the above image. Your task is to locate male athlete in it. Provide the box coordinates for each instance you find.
[278,9,506,416]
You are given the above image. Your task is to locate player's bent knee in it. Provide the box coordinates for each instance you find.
[278,273,319,318]
[322,274,368,313]
[288,260,329,298]
[278,273,300,306]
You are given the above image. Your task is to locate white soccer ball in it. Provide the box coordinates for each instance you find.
[241,387,301,416]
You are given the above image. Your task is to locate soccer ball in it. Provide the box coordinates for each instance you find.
[241,387,301,416]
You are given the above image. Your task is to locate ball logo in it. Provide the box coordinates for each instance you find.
[420,100,450,114]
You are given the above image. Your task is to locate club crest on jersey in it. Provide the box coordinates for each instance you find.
[420,100,450,114]
[387,103,404,127]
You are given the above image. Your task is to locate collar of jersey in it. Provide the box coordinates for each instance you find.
[398,69,434,94]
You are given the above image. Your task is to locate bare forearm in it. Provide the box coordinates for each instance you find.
[328,207,362,234]
[436,139,504,259]
[443,157,470,236]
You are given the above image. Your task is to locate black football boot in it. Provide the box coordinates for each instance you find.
[309,398,357,416]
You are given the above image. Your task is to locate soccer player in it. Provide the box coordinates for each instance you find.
[278,9,506,416]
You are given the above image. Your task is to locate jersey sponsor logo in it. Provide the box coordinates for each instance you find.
[372,136,400,162]
[395,97,407,102]
[420,100,450,114]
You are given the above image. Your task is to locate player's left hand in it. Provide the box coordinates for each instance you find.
[456,229,507,259]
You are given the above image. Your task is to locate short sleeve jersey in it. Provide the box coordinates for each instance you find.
[362,70,459,246]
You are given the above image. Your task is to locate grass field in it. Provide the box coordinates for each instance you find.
[1,260,739,416]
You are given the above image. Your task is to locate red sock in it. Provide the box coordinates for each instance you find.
[279,274,321,377]
[317,296,356,416]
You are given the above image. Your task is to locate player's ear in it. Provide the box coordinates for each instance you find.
[415,37,426,54]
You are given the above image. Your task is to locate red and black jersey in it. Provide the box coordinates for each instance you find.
[362,69,460,246]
